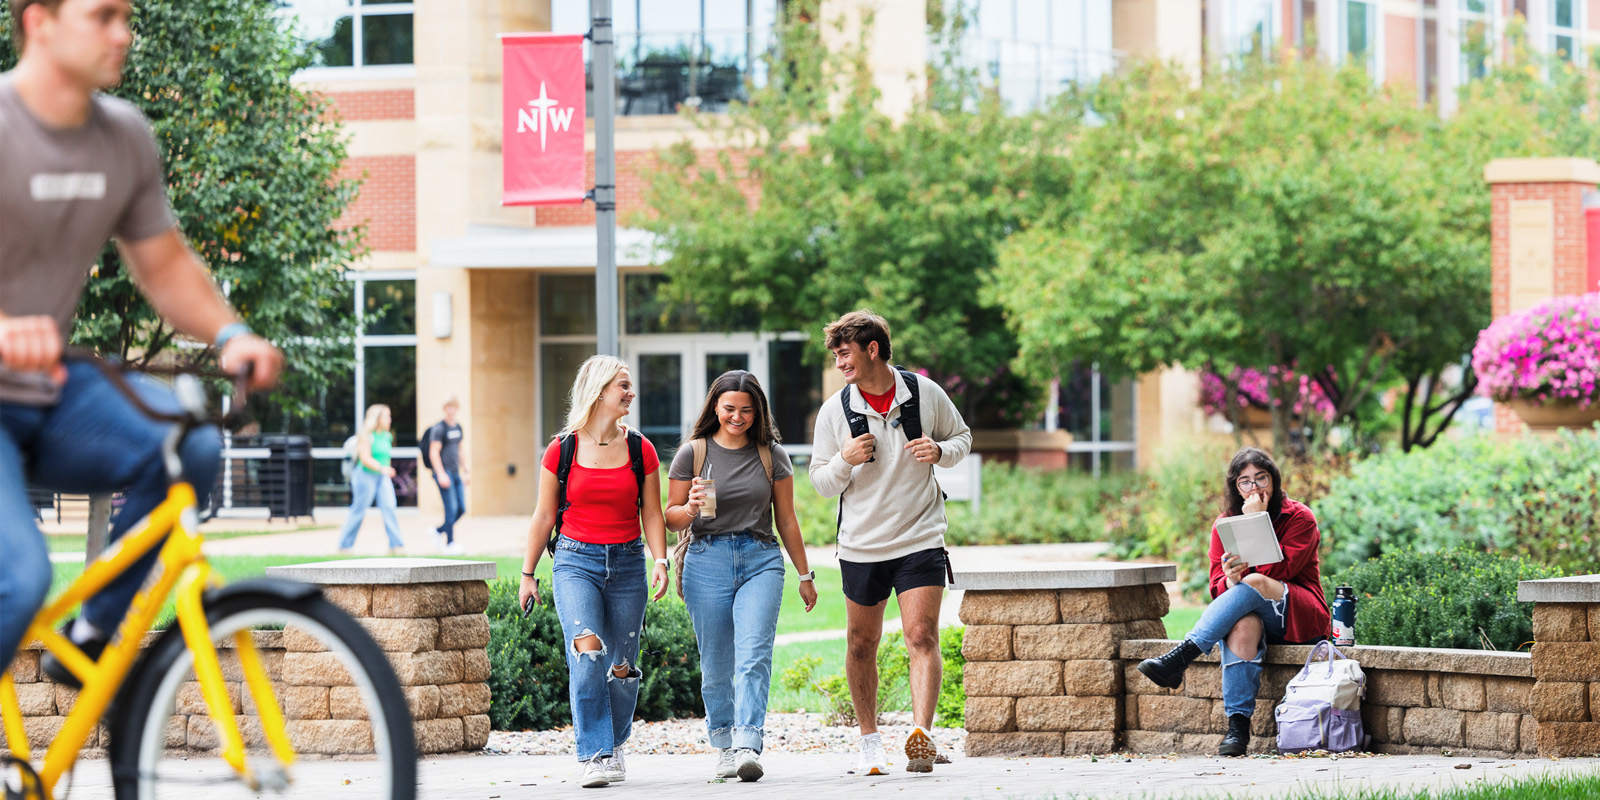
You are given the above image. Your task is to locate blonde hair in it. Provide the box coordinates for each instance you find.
[361,404,391,435]
[562,355,628,436]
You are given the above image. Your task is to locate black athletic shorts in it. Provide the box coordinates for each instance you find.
[840,546,950,606]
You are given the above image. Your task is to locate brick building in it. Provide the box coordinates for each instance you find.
[261,0,1600,517]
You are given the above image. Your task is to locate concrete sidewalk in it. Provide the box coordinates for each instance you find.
[56,752,1600,799]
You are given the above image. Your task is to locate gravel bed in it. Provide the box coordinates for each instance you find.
[486,712,967,757]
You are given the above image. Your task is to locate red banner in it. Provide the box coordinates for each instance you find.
[501,33,587,206]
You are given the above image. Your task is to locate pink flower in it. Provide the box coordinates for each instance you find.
[1199,366,1337,421]
[1473,293,1600,408]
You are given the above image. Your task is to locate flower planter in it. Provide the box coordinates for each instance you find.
[1507,399,1600,431]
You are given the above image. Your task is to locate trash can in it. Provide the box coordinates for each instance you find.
[262,434,314,521]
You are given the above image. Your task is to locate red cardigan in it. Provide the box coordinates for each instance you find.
[1207,497,1330,644]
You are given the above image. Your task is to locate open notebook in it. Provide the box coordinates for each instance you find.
[1214,511,1284,567]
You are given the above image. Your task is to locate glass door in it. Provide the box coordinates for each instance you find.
[623,333,769,459]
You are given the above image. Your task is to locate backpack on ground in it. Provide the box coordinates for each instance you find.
[1275,640,1367,754]
[671,437,774,598]
[551,429,645,549]
[341,435,360,480]
[418,423,438,471]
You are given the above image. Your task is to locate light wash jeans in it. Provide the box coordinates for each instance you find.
[551,534,648,763]
[682,533,785,752]
[434,469,464,542]
[0,361,221,666]
[337,468,403,550]
[1184,582,1288,718]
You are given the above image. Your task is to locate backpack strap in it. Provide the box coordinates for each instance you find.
[551,432,578,548]
[690,437,708,479]
[626,428,645,513]
[757,443,773,485]
[893,367,923,442]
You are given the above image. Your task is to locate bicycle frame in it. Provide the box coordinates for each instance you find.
[0,481,296,798]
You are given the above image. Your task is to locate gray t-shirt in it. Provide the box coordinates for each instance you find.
[669,438,794,536]
[428,421,463,473]
[0,76,177,406]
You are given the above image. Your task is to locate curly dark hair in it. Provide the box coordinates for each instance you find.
[1222,446,1285,518]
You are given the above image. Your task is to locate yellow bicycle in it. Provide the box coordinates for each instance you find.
[0,354,416,799]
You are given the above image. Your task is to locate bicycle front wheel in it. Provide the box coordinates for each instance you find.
[108,592,417,799]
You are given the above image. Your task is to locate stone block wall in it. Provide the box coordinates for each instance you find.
[1,559,495,758]
[1524,596,1600,756]
[960,581,1169,757]
[1118,640,1537,757]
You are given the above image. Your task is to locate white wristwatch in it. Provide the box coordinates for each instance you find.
[797,570,815,582]
[655,558,671,569]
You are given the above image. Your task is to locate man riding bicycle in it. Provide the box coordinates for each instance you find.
[0,0,282,686]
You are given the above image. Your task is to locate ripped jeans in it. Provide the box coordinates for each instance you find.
[1184,582,1288,718]
[551,534,648,762]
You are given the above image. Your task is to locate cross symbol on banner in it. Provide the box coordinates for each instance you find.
[526,81,560,152]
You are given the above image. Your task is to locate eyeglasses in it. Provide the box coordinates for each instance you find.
[1236,475,1271,491]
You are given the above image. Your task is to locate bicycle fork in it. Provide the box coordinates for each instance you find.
[174,563,296,791]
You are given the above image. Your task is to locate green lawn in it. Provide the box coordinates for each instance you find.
[1250,770,1600,800]
[44,525,326,554]
[1164,606,1202,640]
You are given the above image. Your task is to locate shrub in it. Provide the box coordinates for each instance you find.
[777,628,968,728]
[1472,292,1600,406]
[485,577,703,731]
[1327,548,1561,650]
[1317,430,1600,577]
[1199,366,1335,421]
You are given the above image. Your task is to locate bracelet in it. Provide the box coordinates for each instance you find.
[213,321,253,350]
[655,558,670,569]
[797,570,815,582]
[521,571,536,578]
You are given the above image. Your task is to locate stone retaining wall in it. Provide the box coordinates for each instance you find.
[957,566,1600,759]
[0,559,494,757]
[1117,640,1536,757]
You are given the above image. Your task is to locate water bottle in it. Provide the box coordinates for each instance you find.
[1332,585,1356,647]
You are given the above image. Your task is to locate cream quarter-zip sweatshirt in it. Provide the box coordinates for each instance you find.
[809,370,973,563]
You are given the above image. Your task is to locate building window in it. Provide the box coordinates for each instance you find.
[278,0,415,71]
[1460,0,1491,82]
[1216,0,1279,61]
[952,0,1116,113]
[1341,0,1376,71]
[1054,366,1136,477]
[539,275,598,443]
[1551,0,1581,62]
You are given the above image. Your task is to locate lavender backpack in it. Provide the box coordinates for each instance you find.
[1275,641,1367,754]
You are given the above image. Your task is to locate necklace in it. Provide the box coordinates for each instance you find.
[590,427,622,446]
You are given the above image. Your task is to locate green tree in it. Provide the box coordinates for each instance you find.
[986,46,1583,451]
[639,9,1071,425]
[0,0,361,416]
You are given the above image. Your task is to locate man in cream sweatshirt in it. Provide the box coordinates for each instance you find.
[809,310,972,776]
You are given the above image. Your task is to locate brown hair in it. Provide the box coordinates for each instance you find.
[10,0,67,52]
[1222,446,1285,518]
[688,370,781,446]
[823,309,892,362]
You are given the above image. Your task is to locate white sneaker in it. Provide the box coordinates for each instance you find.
[734,749,763,782]
[602,748,625,783]
[858,732,888,776]
[442,541,465,555]
[581,757,610,788]
[714,748,737,779]
[434,531,449,553]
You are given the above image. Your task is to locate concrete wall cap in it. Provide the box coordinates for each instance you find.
[1120,639,1533,678]
[953,563,1175,590]
[265,558,497,585]
[1484,157,1600,185]
[1518,574,1600,603]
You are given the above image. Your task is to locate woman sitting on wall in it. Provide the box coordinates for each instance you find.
[1136,446,1330,756]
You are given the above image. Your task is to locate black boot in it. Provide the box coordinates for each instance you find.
[1218,713,1251,757]
[1136,639,1204,689]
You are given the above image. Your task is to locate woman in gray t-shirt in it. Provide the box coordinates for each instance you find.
[665,371,817,782]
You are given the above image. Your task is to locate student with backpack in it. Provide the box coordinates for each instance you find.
[1136,446,1331,756]
[809,310,971,776]
[517,355,669,789]
[422,396,469,554]
[663,370,818,783]
[336,404,406,555]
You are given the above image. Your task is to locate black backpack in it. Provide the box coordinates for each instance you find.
[418,423,438,471]
[841,366,923,453]
[551,429,646,547]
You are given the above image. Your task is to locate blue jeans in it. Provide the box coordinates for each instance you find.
[682,533,785,752]
[337,469,403,549]
[551,534,647,762]
[1184,582,1288,718]
[434,470,464,542]
[0,361,221,667]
